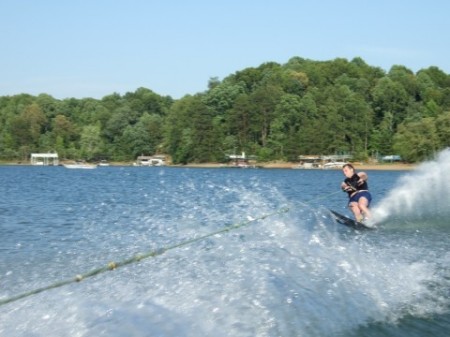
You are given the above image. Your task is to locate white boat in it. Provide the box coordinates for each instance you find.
[293,162,321,169]
[63,163,97,169]
[135,155,166,166]
[98,160,110,167]
[322,161,347,169]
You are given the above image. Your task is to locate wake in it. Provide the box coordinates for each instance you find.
[372,149,450,226]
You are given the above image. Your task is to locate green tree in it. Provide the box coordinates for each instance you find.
[269,94,303,160]
[388,65,418,97]
[435,111,450,148]
[8,103,47,150]
[250,84,283,148]
[393,118,439,162]
[279,69,309,96]
[318,85,372,157]
[189,99,219,162]
[102,107,133,145]
[164,95,218,163]
[164,99,187,163]
[52,115,78,145]
[226,93,256,152]
[119,113,164,158]
[376,111,395,155]
[80,124,103,160]
[416,71,442,105]
[372,77,410,127]
[124,87,172,116]
[36,94,59,119]
[203,81,246,115]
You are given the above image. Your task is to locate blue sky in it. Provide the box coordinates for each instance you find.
[1,0,449,100]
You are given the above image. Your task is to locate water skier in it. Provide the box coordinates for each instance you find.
[341,163,372,223]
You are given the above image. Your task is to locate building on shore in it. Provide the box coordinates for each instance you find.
[225,152,258,168]
[135,155,166,166]
[30,153,59,166]
[294,154,352,169]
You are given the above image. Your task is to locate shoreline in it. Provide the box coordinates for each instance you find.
[0,161,416,171]
[178,162,417,171]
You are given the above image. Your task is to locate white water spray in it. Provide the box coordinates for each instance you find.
[372,149,450,224]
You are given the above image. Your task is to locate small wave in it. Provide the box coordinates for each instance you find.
[372,149,450,228]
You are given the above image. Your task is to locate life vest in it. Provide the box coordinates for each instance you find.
[344,173,368,197]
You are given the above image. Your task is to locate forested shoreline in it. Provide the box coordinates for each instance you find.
[1,56,450,164]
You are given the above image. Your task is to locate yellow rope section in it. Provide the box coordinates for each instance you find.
[0,207,290,307]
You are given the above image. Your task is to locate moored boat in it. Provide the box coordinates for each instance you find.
[63,163,97,169]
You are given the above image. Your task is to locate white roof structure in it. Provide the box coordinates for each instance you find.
[30,153,59,166]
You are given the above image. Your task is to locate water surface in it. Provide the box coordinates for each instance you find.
[1,155,449,336]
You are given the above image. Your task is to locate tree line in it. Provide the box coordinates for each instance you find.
[1,56,450,164]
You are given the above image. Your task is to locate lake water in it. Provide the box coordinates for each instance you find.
[1,151,450,336]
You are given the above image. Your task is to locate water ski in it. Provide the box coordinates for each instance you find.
[329,209,374,229]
